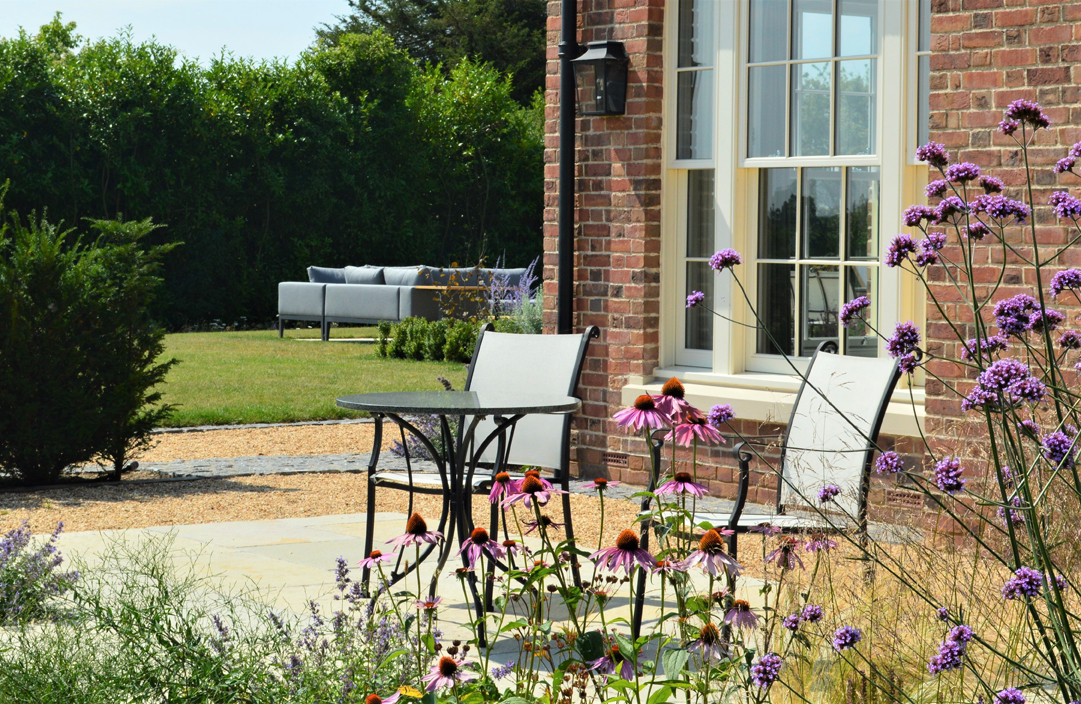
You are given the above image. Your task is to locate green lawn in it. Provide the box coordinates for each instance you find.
[158,329,468,427]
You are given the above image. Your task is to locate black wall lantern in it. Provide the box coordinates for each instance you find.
[571,41,629,116]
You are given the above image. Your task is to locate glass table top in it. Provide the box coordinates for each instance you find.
[336,391,581,415]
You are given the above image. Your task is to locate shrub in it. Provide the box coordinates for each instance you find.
[443,319,480,363]
[424,319,449,360]
[376,320,392,358]
[0,522,78,625]
[0,196,176,485]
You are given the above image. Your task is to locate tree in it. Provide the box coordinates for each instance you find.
[318,0,547,105]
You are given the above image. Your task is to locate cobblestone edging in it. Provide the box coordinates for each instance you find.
[153,418,374,434]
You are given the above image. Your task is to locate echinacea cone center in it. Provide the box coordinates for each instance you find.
[615,529,640,552]
[470,527,489,544]
[594,477,608,486]
[495,472,511,483]
[521,476,544,493]
[633,395,656,411]
[502,539,517,548]
[438,656,458,677]
[406,513,428,535]
[369,550,383,559]
[661,377,686,399]
[733,599,750,612]
[698,529,724,553]
[699,623,720,644]
[674,472,692,483]
[366,696,382,704]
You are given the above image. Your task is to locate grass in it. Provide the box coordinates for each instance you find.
[157,328,468,427]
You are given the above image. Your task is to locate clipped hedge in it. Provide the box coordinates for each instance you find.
[377,317,481,364]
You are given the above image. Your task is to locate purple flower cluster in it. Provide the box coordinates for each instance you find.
[960,334,1008,361]
[1042,430,1075,469]
[886,322,921,359]
[818,484,841,503]
[936,606,949,621]
[997,496,1025,526]
[875,451,903,474]
[1000,119,1020,136]
[1029,308,1064,334]
[1050,268,1081,298]
[934,196,968,224]
[972,358,1044,407]
[927,624,975,675]
[917,232,946,267]
[1004,99,1051,129]
[980,175,1004,193]
[972,194,1030,224]
[802,604,824,622]
[0,521,78,624]
[832,626,862,652]
[994,688,1027,704]
[686,290,705,309]
[903,204,936,227]
[885,233,918,268]
[916,142,950,168]
[750,653,783,688]
[1049,191,1081,220]
[933,456,966,495]
[898,353,921,375]
[924,180,949,198]
[1002,566,1043,600]
[782,613,802,631]
[1059,330,1081,350]
[993,294,1039,337]
[946,162,981,183]
[707,403,735,427]
[966,222,991,240]
[839,296,870,328]
[709,248,742,271]
[1054,156,1076,175]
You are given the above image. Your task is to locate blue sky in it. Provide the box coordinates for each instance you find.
[0,1,353,64]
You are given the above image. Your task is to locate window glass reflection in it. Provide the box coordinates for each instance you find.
[679,0,717,68]
[800,265,839,357]
[748,65,787,158]
[791,62,831,156]
[759,169,797,259]
[802,168,841,259]
[836,59,876,156]
[758,264,795,355]
[792,0,833,60]
[677,70,714,159]
[749,0,788,63]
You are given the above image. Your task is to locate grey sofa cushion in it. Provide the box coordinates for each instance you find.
[399,287,442,321]
[382,266,432,287]
[344,266,386,285]
[430,267,488,287]
[491,268,527,287]
[307,266,347,284]
[325,284,401,322]
[279,282,326,317]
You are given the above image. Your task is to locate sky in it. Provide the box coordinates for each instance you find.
[0,1,354,64]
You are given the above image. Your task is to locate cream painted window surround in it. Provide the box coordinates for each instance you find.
[655,0,928,435]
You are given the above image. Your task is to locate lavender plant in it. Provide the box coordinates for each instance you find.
[0,521,77,624]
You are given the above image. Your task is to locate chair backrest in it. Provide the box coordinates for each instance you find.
[465,327,596,472]
[778,343,901,519]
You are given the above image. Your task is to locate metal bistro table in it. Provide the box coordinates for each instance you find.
[336,391,581,621]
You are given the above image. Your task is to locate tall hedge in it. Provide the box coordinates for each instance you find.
[0,17,542,328]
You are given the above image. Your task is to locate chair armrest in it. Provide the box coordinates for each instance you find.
[724,442,755,535]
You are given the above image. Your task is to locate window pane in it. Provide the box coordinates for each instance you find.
[758,168,797,259]
[687,170,715,258]
[749,0,788,64]
[757,263,795,355]
[800,264,839,357]
[686,262,714,350]
[837,0,877,57]
[679,0,716,68]
[844,266,877,357]
[802,167,841,259]
[919,0,932,53]
[790,62,831,156]
[748,65,786,158]
[677,70,714,159]
[792,0,833,60]
[846,166,879,259]
[918,54,930,147]
[835,58,876,155]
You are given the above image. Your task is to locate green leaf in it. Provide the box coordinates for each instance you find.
[647,686,672,704]
[501,698,531,704]
[499,618,528,633]
[421,632,436,654]
[461,693,485,704]
[423,691,437,704]
[614,633,636,667]
[661,649,689,679]
[577,630,606,662]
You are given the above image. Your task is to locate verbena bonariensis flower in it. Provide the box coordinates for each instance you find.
[682,528,741,577]
[1005,98,1051,129]
[668,417,725,447]
[964,358,1045,409]
[689,623,725,661]
[833,626,862,652]
[357,550,393,570]
[765,536,804,571]
[997,496,1025,526]
[980,175,1004,193]
[804,535,838,552]
[966,222,991,240]
[1055,156,1076,175]
[579,477,621,492]
[839,296,870,327]
[387,513,443,550]
[782,613,802,631]
[994,688,1027,704]
[946,162,980,183]
[456,528,506,569]
[1051,268,1081,298]
[502,474,564,507]
[1059,330,1081,350]
[927,625,975,675]
[1042,430,1075,469]
[613,394,670,431]
[904,204,936,226]
[933,456,966,494]
[875,451,903,474]
[422,655,477,691]
[886,321,921,359]
[590,644,636,680]
[724,599,759,630]
[709,248,742,271]
[1049,191,1081,220]
[915,142,949,168]
[489,661,515,680]
[1072,142,1081,158]
[750,652,783,688]
[993,294,1039,336]
[1002,566,1043,600]
[885,233,918,267]
[936,606,949,621]
[802,604,824,622]
[656,471,710,497]
[591,529,656,574]
[818,484,842,503]
[489,471,514,503]
[972,194,1030,224]
[961,334,1008,361]
[1029,308,1065,334]
[686,290,705,308]
[917,232,946,267]
[707,403,734,427]
[1000,118,1020,136]
[933,196,967,224]
[924,181,949,199]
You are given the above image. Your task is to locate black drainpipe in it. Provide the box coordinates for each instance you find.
[557,0,578,334]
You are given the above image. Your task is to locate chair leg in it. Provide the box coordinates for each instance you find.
[361,416,383,598]
[485,500,499,610]
[561,480,582,589]
[278,317,284,338]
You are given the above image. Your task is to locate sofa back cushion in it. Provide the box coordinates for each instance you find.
[382,266,432,287]
[307,266,346,284]
[430,267,490,287]
[343,266,386,285]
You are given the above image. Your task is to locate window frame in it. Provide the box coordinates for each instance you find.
[907,0,932,165]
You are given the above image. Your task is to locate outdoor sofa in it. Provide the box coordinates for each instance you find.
[277,265,526,339]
